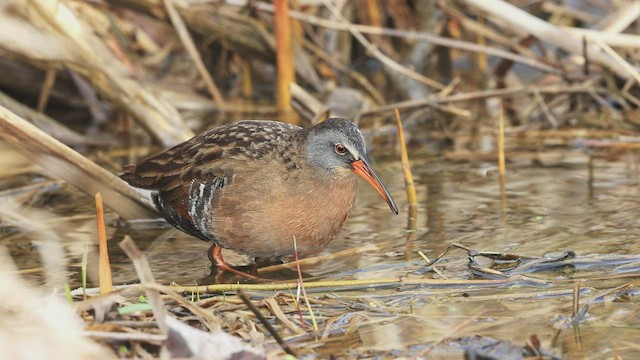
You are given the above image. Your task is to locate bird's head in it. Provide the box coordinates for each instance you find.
[305,118,398,215]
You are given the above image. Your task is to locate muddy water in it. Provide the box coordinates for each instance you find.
[3,144,640,357]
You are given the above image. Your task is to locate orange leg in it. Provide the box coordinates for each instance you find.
[207,244,259,280]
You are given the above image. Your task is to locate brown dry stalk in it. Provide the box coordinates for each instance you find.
[394,109,417,243]
[95,192,113,294]
[275,0,295,117]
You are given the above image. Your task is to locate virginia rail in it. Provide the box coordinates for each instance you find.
[121,118,398,277]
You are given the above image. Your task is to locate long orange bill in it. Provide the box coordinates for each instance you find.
[352,158,399,214]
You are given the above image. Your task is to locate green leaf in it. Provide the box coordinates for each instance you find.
[117,302,153,315]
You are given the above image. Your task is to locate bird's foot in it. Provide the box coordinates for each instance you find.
[207,244,262,282]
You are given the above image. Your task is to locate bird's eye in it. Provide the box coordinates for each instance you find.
[334,143,347,155]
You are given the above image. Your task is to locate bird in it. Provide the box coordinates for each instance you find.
[120,118,398,278]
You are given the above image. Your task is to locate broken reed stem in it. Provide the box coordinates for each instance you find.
[275,0,295,119]
[95,192,113,294]
[395,109,418,243]
[498,105,507,210]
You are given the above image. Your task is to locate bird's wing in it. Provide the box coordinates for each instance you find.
[119,121,300,239]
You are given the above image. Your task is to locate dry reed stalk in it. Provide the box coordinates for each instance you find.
[460,0,633,80]
[290,82,329,123]
[290,0,304,47]
[73,274,551,296]
[303,41,385,105]
[394,109,417,243]
[572,283,581,318]
[168,276,532,294]
[322,0,445,90]
[0,91,93,146]
[163,0,226,110]
[275,0,295,121]
[417,251,447,279]
[238,289,297,356]
[37,68,56,113]
[0,0,194,147]
[142,283,221,332]
[474,17,488,72]
[591,36,640,84]
[366,83,600,116]
[240,57,253,98]
[258,242,384,274]
[119,236,168,334]
[265,4,558,73]
[95,193,113,294]
[0,104,155,219]
[498,106,506,210]
[263,298,305,334]
[293,237,318,332]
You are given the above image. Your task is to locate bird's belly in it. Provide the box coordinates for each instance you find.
[210,180,357,261]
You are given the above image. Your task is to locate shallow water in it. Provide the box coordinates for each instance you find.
[3,143,640,357]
